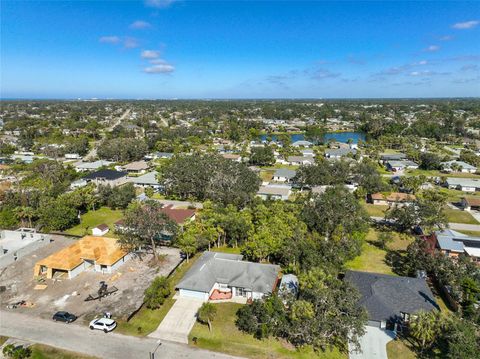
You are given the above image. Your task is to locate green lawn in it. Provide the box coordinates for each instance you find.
[259,170,274,182]
[386,339,417,359]
[30,344,95,359]
[64,207,124,237]
[189,303,346,359]
[457,230,480,237]
[362,203,388,217]
[116,255,199,336]
[444,208,478,224]
[345,230,413,275]
[211,246,242,255]
[406,169,480,179]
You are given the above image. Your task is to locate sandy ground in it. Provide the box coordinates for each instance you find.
[0,234,181,323]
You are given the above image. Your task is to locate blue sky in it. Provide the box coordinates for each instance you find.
[1,0,479,99]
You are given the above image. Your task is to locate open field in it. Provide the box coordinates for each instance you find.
[189,302,346,359]
[345,230,413,275]
[0,236,181,324]
[64,207,123,237]
[362,203,388,217]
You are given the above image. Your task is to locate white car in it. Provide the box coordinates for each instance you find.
[89,317,117,333]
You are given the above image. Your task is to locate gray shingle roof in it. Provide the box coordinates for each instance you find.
[273,168,297,179]
[176,252,280,294]
[345,270,438,322]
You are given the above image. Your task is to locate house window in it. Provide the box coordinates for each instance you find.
[237,287,247,297]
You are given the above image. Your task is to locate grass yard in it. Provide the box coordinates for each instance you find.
[64,207,124,237]
[259,169,274,182]
[345,230,413,275]
[0,336,8,346]
[116,254,199,336]
[30,344,95,359]
[211,246,242,254]
[189,303,346,359]
[443,208,478,224]
[406,169,480,179]
[362,203,388,217]
[386,338,417,359]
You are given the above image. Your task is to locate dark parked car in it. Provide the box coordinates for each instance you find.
[52,311,77,323]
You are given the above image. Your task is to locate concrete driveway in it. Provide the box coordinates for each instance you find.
[149,297,203,344]
[349,326,396,359]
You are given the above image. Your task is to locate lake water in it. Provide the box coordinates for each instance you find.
[259,131,365,144]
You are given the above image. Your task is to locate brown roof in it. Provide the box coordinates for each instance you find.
[463,197,480,207]
[123,160,150,171]
[36,236,127,270]
[160,205,196,224]
[222,154,241,160]
[95,223,109,231]
[372,192,416,202]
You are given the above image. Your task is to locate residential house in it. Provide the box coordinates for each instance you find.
[445,178,480,192]
[74,160,113,172]
[369,192,416,207]
[82,169,128,187]
[257,184,291,201]
[300,149,315,157]
[426,229,480,263]
[461,197,480,211]
[130,171,161,190]
[441,160,477,174]
[292,140,313,147]
[385,160,419,172]
[345,270,438,330]
[34,236,132,279]
[176,251,280,301]
[92,224,109,236]
[272,168,296,183]
[122,160,150,174]
[287,156,314,166]
[380,153,407,163]
[159,204,196,225]
[222,153,242,162]
[0,229,51,269]
[145,152,174,160]
[324,148,357,159]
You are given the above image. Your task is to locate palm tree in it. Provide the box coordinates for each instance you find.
[409,311,442,351]
[197,302,217,332]
[22,206,36,228]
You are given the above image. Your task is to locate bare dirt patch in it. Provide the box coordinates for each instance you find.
[0,235,181,323]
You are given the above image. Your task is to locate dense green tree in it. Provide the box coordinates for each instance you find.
[119,201,178,260]
[161,153,260,207]
[37,197,78,231]
[249,146,275,166]
[144,276,170,309]
[97,138,148,162]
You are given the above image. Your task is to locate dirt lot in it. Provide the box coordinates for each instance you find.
[0,235,182,323]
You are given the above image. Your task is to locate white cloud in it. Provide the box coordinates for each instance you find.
[130,20,151,29]
[99,36,121,44]
[141,50,160,59]
[452,20,479,29]
[144,63,175,74]
[145,0,176,8]
[124,37,140,48]
[418,60,428,65]
[439,35,454,41]
[424,45,440,52]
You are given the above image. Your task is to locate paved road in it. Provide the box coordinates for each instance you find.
[349,326,395,359]
[84,108,131,160]
[0,310,240,359]
[149,297,203,344]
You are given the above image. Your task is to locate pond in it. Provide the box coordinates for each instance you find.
[259,131,365,144]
